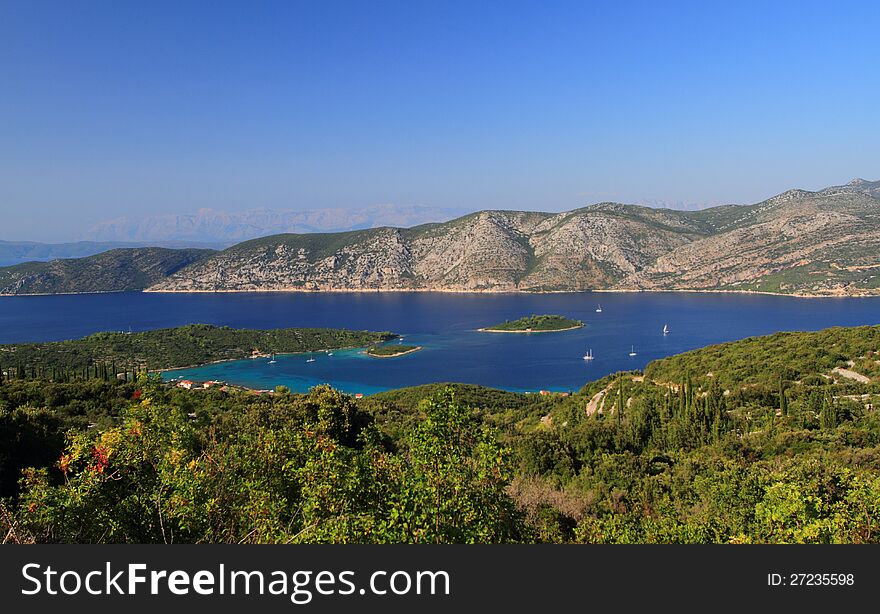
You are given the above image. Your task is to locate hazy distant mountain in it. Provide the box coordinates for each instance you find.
[0,240,227,267]
[87,204,469,243]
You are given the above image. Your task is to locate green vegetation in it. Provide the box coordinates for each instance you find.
[2,381,520,543]
[483,314,582,332]
[2,324,880,544]
[645,325,880,390]
[0,324,396,374]
[365,344,421,357]
[0,248,215,294]
[722,262,880,294]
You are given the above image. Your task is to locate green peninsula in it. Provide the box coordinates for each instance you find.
[0,324,396,373]
[365,344,422,358]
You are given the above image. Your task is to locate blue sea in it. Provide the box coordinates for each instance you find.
[1,291,878,394]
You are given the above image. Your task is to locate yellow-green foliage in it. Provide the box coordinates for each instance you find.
[4,324,880,544]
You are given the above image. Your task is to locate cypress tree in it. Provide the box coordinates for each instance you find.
[686,372,694,415]
[779,376,788,416]
[678,377,686,416]
[820,391,837,429]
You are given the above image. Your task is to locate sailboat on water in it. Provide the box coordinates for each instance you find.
[663,324,669,335]
[595,305,603,313]
[268,354,277,364]
[582,349,594,361]
[628,345,637,357]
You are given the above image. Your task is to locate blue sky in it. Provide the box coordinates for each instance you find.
[1,0,878,241]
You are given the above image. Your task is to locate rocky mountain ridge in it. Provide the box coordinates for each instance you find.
[3,179,877,296]
[148,179,880,296]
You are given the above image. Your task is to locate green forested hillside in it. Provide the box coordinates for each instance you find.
[0,247,215,294]
[2,324,879,544]
[0,324,395,372]
[644,325,880,389]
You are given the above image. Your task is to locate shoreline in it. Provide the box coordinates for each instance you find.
[364,345,423,358]
[156,344,377,374]
[478,324,583,333]
[144,287,875,299]
[2,287,875,299]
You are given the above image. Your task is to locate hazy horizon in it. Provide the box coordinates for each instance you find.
[2,1,879,242]
[1,175,876,245]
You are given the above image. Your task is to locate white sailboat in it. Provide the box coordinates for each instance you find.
[306,357,316,363]
[662,324,669,335]
[582,349,594,361]
[628,345,637,357]
[595,305,602,313]
[268,354,277,364]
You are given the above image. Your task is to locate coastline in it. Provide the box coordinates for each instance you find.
[141,287,880,299]
[364,345,423,358]
[478,324,583,333]
[156,344,383,374]
[0,289,131,297]
[2,287,878,299]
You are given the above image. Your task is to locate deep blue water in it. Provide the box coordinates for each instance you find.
[1,291,879,394]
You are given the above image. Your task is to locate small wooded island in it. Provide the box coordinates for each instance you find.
[365,344,422,358]
[480,314,583,333]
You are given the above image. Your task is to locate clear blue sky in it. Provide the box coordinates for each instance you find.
[1,0,878,241]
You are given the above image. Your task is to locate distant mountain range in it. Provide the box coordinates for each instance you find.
[86,204,469,243]
[2,179,878,296]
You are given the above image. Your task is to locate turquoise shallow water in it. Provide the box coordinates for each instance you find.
[1,291,879,394]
